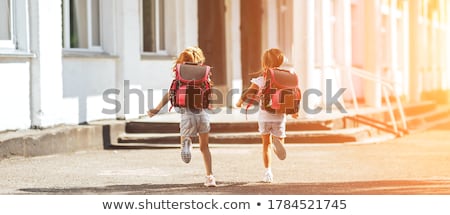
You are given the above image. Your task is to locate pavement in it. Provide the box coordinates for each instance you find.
[1,119,450,195]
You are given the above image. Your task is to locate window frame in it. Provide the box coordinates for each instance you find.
[0,0,32,56]
[62,0,103,52]
[0,0,16,50]
[140,0,167,56]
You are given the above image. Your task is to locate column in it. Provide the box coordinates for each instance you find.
[225,0,242,106]
[389,0,400,94]
[335,0,354,106]
[402,0,410,97]
[446,0,450,90]
[321,0,332,107]
[409,0,421,103]
[262,0,278,50]
[292,0,315,116]
[292,0,315,93]
[115,0,125,120]
[29,0,64,127]
[363,0,382,107]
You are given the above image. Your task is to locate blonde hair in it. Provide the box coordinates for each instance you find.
[175,46,206,66]
[261,48,285,69]
[173,46,213,86]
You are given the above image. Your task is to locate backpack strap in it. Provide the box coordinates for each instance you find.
[243,88,261,120]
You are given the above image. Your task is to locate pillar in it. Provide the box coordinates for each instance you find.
[363,0,382,107]
[30,0,64,127]
[292,0,315,95]
[409,0,421,102]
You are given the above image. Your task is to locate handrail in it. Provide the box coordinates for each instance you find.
[345,66,408,133]
[346,114,407,137]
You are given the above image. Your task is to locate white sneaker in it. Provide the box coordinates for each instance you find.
[262,170,273,183]
[272,137,286,160]
[204,175,217,187]
[181,138,192,163]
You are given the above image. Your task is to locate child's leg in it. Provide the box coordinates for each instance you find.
[180,136,193,163]
[199,132,213,176]
[200,132,216,187]
[271,120,287,160]
[272,136,286,160]
[180,112,195,163]
[180,136,187,145]
[261,134,272,168]
[262,134,273,183]
[259,120,274,182]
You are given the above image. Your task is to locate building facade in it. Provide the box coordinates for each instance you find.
[0,0,448,132]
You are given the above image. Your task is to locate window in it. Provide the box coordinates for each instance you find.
[0,0,15,49]
[142,0,166,54]
[63,0,102,50]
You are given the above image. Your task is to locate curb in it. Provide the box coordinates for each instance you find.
[0,120,125,160]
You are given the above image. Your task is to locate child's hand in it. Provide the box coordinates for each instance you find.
[147,109,159,118]
[235,100,243,108]
[291,112,299,119]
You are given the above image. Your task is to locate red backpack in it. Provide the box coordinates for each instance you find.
[169,63,212,110]
[260,68,301,114]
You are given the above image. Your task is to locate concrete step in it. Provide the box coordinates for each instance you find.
[378,104,450,131]
[404,105,450,132]
[344,101,446,128]
[117,126,373,146]
[346,101,438,123]
[125,118,344,134]
[399,101,437,117]
[126,102,437,130]
[114,102,447,148]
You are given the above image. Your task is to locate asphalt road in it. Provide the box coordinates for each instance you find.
[1,121,450,195]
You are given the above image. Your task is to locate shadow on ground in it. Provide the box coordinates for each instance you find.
[17,180,450,195]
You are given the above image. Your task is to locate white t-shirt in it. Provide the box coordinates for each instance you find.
[250,76,286,123]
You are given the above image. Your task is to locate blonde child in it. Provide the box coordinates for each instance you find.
[236,48,298,183]
[148,47,216,187]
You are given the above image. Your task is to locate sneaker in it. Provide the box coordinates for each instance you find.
[181,138,192,163]
[204,175,217,187]
[272,137,286,160]
[262,170,273,183]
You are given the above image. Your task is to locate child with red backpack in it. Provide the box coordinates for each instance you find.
[148,47,216,187]
[236,48,300,183]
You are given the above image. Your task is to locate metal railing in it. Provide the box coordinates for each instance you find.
[344,66,408,136]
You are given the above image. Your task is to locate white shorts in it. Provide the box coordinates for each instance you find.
[258,120,286,138]
[257,109,286,138]
[179,109,210,137]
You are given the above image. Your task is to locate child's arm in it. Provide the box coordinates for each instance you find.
[147,92,170,117]
[236,83,259,108]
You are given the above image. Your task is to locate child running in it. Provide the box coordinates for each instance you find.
[236,48,298,183]
[147,47,216,187]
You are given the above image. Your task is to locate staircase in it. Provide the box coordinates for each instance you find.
[113,65,450,147]
[113,102,450,148]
